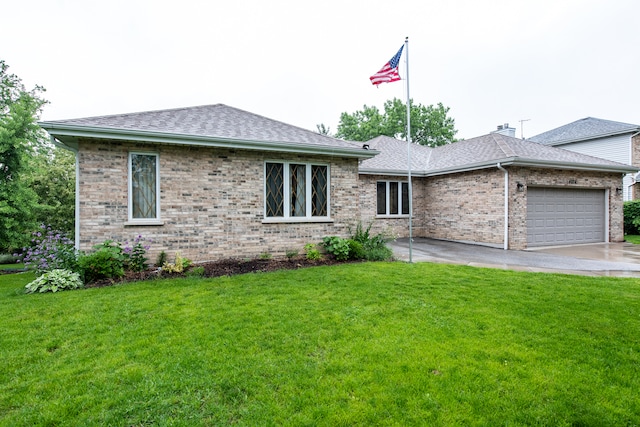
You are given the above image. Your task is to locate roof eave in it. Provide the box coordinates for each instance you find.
[361,157,639,176]
[358,167,428,177]
[38,122,379,159]
[538,127,640,146]
[505,158,639,174]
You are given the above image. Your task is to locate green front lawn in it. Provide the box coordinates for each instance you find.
[625,235,640,244]
[1,264,639,426]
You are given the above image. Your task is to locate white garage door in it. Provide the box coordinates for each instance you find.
[526,187,605,247]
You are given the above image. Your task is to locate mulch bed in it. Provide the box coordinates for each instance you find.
[85,256,349,288]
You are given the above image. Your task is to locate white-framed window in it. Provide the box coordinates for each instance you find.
[377,181,410,216]
[128,152,161,223]
[264,161,330,221]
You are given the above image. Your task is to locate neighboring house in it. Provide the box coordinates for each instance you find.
[40,105,638,261]
[529,117,640,201]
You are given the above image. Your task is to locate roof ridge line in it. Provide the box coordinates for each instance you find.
[492,134,517,158]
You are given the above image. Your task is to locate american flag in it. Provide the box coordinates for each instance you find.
[369,44,404,86]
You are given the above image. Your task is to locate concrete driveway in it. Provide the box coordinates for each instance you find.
[389,238,640,277]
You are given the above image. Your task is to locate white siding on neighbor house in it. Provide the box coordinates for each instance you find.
[557,134,633,200]
[623,174,635,201]
[557,134,631,164]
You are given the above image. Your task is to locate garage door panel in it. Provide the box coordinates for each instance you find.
[527,188,605,247]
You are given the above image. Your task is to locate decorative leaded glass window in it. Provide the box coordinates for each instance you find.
[311,165,327,216]
[290,164,306,217]
[265,162,329,220]
[129,153,159,220]
[265,163,284,217]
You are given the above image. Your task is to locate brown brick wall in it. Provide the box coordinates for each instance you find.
[421,169,506,246]
[358,174,423,239]
[77,139,361,262]
[359,167,625,250]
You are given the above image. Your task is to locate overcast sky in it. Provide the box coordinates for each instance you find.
[3,0,639,140]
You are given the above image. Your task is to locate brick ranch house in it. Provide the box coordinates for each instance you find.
[39,104,638,261]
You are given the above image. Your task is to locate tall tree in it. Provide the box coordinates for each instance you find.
[335,98,457,147]
[0,60,49,252]
[29,147,76,237]
[335,105,384,142]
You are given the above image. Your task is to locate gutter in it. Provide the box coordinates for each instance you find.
[38,122,379,160]
[496,163,509,250]
[359,156,638,177]
[49,136,81,251]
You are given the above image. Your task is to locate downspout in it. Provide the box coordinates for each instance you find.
[50,136,80,250]
[630,131,640,200]
[496,163,508,250]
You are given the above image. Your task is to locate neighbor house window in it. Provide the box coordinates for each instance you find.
[265,161,329,220]
[377,181,409,216]
[128,152,160,222]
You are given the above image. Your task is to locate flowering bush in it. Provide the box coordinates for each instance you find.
[19,225,78,276]
[123,235,151,272]
[25,269,83,293]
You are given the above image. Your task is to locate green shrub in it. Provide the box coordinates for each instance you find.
[185,266,205,278]
[25,269,83,294]
[347,239,365,260]
[350,222,394,261]
[78,241,125,283]
[0,253,18,264]
[364,246,394,261]
[624,201,640,235]
[322,236,350,261]
[304,243,321,261]
[285,249,299,259]
[259,252,272,260]
[352,221,373,245]
[162,252,192,274]
[156,251,168,268]
[123,235,150,272]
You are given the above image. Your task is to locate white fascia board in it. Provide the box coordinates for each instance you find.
[38,123,379,160]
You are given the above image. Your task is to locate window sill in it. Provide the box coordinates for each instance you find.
[375,214,412,219]
[124,220,165,226]
[262,217,334,224]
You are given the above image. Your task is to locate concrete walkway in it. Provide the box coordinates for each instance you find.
[389,238,640,277]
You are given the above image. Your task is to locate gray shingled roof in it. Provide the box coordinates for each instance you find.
[40,104,376,159]
[360,133,638,175]
[529,117,640,146]
[360,136,433,174]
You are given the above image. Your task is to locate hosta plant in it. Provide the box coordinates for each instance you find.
[25,269,84,294]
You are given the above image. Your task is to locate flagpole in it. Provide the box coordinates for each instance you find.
[405,36,413,263]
